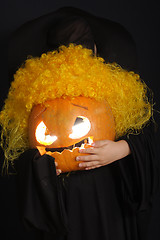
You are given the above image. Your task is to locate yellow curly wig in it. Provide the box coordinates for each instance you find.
[0,44,152,169]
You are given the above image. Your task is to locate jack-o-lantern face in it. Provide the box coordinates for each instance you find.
[28,96,115,172]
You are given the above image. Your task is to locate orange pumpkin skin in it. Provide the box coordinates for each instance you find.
[28,96,115,172]
[40,146,90,172]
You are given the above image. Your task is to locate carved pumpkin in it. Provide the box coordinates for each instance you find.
[28,96,115,172]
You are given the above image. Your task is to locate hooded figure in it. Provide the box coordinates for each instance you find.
[4,7,158,240]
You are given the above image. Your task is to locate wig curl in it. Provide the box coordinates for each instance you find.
[0,44,152,168]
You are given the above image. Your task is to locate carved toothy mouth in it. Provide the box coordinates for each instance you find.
[45,137,92,153]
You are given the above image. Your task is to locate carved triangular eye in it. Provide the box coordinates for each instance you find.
[69,116,91,139]
[35,121,57,145]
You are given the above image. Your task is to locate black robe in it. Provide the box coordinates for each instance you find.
[9,7,158,240]
[15,121,158,240]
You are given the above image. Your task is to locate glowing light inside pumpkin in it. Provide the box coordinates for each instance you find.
[80,136,94,149]
[35,121,57,145]
[69,116,91,139]
[88,136,93,145]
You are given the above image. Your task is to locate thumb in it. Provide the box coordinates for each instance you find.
[92,139,110,148]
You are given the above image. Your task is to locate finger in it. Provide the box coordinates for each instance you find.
[56,169,62,175]
[79,147,98,154]
[92,140,110,148]
[76,154,99,162]
[79,160,99,168]
[85,164,101,170]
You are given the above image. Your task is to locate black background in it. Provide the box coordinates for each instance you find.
[0,1,160,239]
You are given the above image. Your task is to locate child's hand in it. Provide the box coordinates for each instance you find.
[55,162,62,175]
[76,140,131,170]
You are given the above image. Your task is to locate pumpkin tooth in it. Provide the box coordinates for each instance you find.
[72,144,75,150]
[45,138,90,152]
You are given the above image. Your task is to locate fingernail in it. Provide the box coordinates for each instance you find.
[79,163,83,167]
[76,156,80,161]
